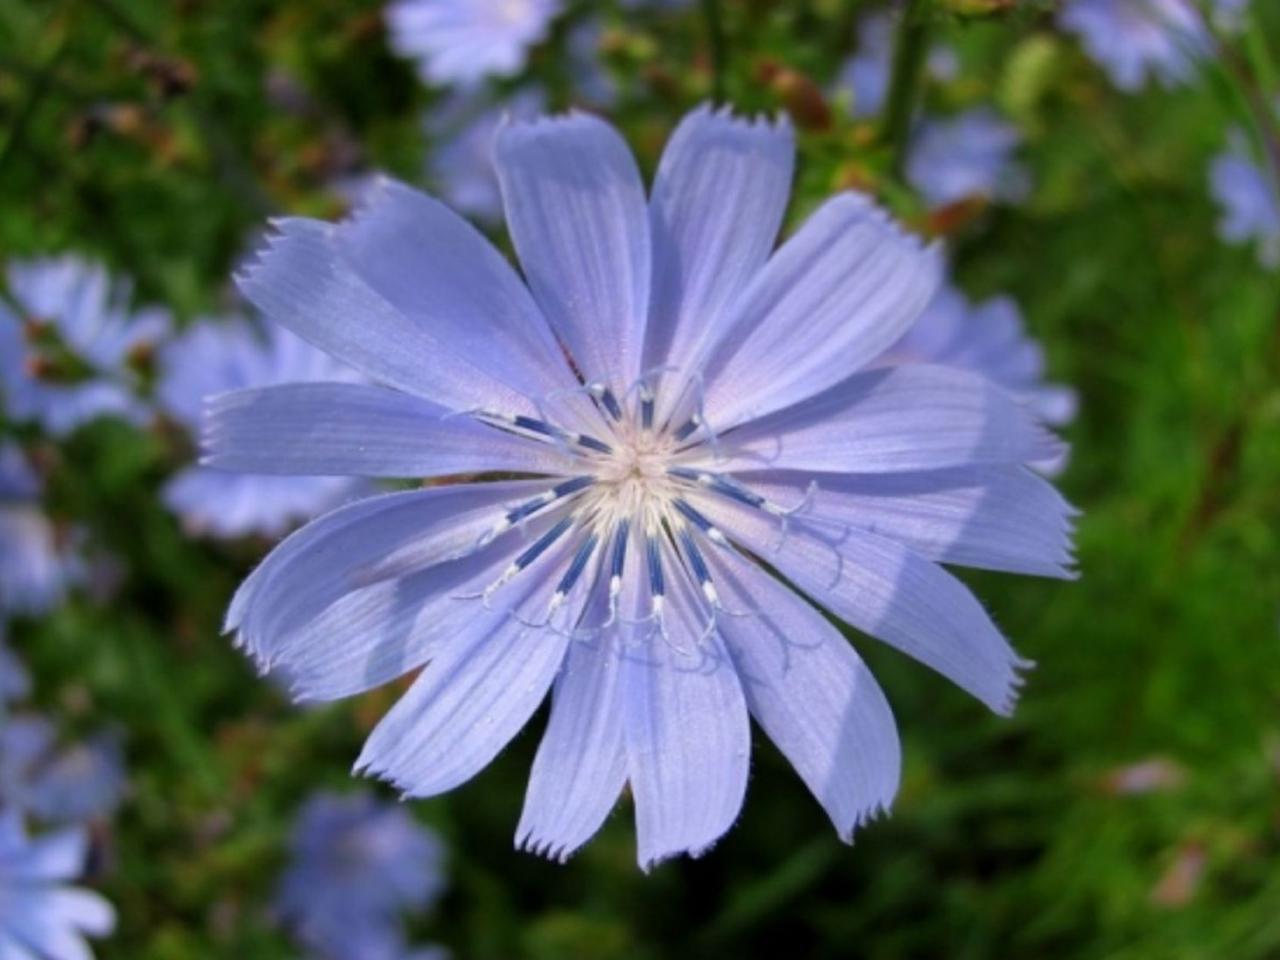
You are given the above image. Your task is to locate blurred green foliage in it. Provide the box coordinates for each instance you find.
[2,0,1279,957]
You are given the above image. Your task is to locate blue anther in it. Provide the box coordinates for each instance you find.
[575,433,613,455]
[672,417,700,442]
[514,517,573,570]
[672,498,714,532]
[513,415,559,438]
[504,476,592,525]
[551,475,594,498]
[556,534,598,596]
[679,528,711,586]
[600,388,623,421]
[611,521,630,578]
[646,534,665,598]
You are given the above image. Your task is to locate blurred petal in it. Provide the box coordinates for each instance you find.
[203,382,574,477]
[708,548,900,838]
[2,826,86,882]
[496,113,651,390]
[646,106,794,377]
[0,932,39,960]
[715,365,1061,474]
[694,193,942,428]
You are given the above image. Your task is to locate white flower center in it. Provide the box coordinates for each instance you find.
[467,377,813,646]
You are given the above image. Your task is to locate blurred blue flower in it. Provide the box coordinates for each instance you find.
[0,444,78,618]
[0,636,30,707]
[907,107,1029,209]
[836,10,958,119]
[385,0,561,88]
[0,715,126,824]
[276,790,445,960]
[880,283,1077,474]
[426,89,546,224]
[1209,129,1280,269]
[158,318,367,539]
[0,809,115,958]
[1210,0,1250,30]
[881,284,1078,429]
[1058,0,1210,92]
[213,105,1075,868]
[0,256,169,437]
[566,18,618,109]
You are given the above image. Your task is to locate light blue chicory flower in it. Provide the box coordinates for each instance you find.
[0,715,126,825]
[276,790,445,960]
[207,105,1076,868]
[158,318,367,539]
[0,636,30,707]
[426,89,547,225]
[385,0,562,88]
[0,809,115,958]
[565,18,618,109]
[1209,129,1280,269]
[0,256,168,437]
[1058,0,1210,92]
[906,107,1029,210]
[0,444,77,618]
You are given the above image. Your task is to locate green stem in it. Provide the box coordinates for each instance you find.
[701,0,726,102]
[883,0,930,176]
[0,29,68,179]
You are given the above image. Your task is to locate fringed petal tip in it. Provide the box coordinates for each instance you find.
[831,191,947,308]
[234,218,334,294]
[994,656,1036,718]
[636,835,727,874]
[495,108,608,144]
[835,798,897,845]
[692,100,795,136]
[514,830,582,865]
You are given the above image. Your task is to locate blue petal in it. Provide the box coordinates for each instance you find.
[332,179,585,408]
[274,543,521,702]
[496,113,651,391]
[0,823,86,881]
[0,888,114,960]
[202,382,574,477]
[708,547,901,840]
[623,551,751,871]
[693,192,943,429]
[714,364,1061,474]
[516,632,628,862]
[237,219,533,413]
[354,572,572,798]
[646,105,794,381]
[227,481,550,664]
[739,465,1077,578]
[698,497,1030,715]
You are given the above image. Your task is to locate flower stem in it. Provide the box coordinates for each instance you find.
[883,0,931,176]
[701,0,727,102]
